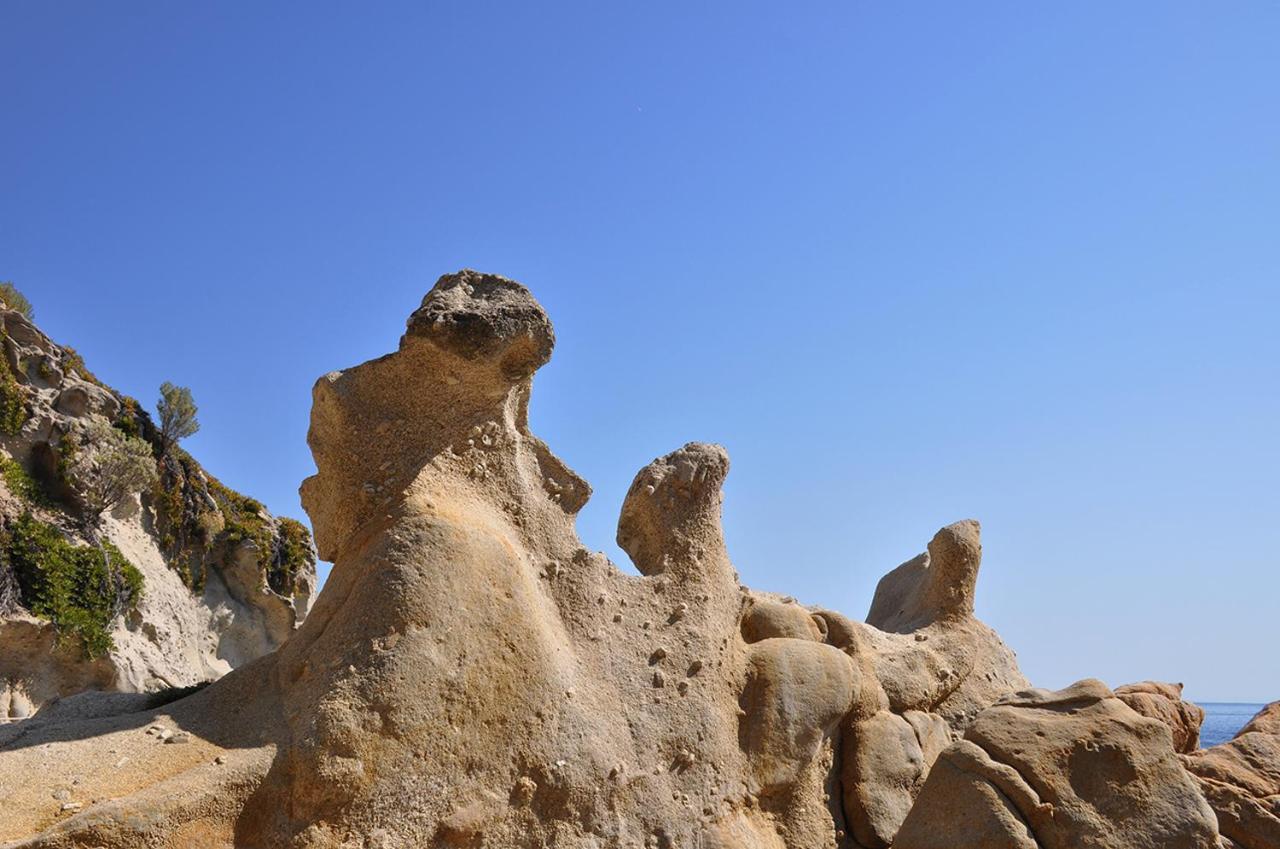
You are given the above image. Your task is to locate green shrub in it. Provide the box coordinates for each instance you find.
[0,283,33,321]
[61,346,102,386]
[270,518,313,596]
[207,477,312,595]
[64,418,158,522]
[1,457,49,506]
[0,336,29,436]
[6,514,144,658]
[55,434,77,487]
[114,397,142,440]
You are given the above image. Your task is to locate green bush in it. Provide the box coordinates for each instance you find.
[64,418,158,521]
[114,397,142,440]
[1,457,49,506]
[6,514,144,658]
[207,477,312,595]
[61,346,102,386]
[0,336,28,436]
[0,282,33,321]
[271,518,314,596]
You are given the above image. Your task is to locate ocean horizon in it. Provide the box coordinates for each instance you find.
[1198,702,1266,748]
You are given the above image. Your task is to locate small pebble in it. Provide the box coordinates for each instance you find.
[652,671,666,688]
[164,732,191,745]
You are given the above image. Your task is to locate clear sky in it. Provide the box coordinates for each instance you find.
[3,3,1277,702]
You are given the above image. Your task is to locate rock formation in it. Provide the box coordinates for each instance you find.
[1115,680,1205,754]
[0,271,1265,849]
[1183,702,1280,849]
[0,299,316,718]
[893,679,1221,849]
[896,681,1223,849]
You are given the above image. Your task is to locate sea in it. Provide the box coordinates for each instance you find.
[1198,703,1266,748]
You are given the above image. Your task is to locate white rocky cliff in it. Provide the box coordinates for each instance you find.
[0,296,317,719]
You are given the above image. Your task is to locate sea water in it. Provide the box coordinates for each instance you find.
[1198,703,1265,748]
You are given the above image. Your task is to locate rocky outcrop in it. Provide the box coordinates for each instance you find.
[0,300,316,717]
[1115,681,1205,753]
[1182,701,1280,849]
[894,679,1221,849]
[0,271,1253,849]
[867,519,982,632]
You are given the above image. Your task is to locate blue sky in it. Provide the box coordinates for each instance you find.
[3,3,1277,702]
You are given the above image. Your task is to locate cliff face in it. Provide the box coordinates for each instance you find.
[0,300,316,718]
[0,272,1266,849]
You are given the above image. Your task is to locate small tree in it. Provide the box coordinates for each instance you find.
[66,418,158,533]
[0,282,33,321]
[156,382,199,456]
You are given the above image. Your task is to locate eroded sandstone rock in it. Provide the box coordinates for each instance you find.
[895,679,1221,849]
[0,271,1237,849]
[1115,680,1205,753]
[867,520,981,632]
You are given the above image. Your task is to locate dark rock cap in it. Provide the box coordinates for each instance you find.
[405,269,554,379]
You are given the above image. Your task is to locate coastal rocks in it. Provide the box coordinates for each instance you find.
[861,521,1027,731]
[1115,680,1205,753]
[1182,701,1280,849]
[0,270,1247,849]
[894,679,1221,849]
[0,273,1035,848]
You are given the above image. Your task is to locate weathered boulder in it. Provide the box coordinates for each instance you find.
[1182,701,1280,849]
[741,596,825,643]
[894,679,1221,849]
[1115,680,1205,753]
[841,709,951,848]
[740,638,857,793]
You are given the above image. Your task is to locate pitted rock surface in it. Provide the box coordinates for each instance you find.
[0,271,1253,849]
